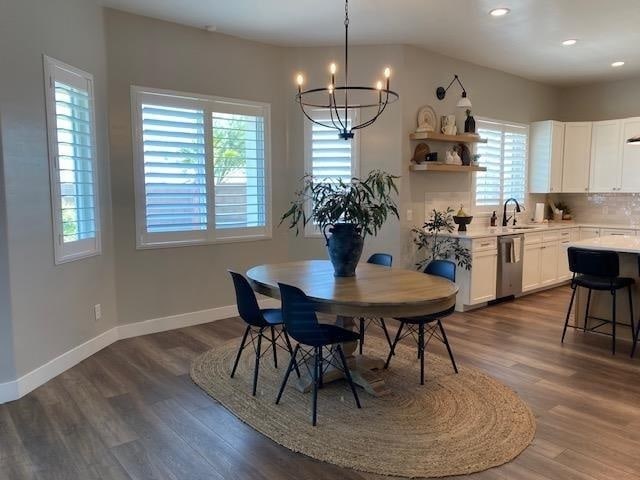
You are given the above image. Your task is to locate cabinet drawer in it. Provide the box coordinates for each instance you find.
[524,232,543,245]
[601,228,636,236]
[579,227,600,240]
[472,237,497,252]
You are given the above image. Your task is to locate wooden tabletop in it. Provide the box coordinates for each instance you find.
[246,260,458,317]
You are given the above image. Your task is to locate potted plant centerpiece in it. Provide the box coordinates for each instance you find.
[281,170,399,277]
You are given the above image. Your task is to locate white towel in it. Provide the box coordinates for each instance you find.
[513,238,521,263]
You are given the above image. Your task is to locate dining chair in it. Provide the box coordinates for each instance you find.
[275,282,361,426]
[384,260,459,385]
[357,253,394,354]
[228,271,298,396]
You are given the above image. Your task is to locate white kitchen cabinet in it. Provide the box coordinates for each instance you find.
[469,250,498,304]
[589,120,623,193]
[620,117,640,192]
[540,241,560,286]
[522,242,542,292]
[562,122,592,193]
[601,228,636,236]
[579,227,600,240]
[558,239,572,281]
[529,121,565,193]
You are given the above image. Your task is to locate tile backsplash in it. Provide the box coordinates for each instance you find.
[551,193,640,226]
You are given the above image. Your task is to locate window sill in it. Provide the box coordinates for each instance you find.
[136,233,273,250]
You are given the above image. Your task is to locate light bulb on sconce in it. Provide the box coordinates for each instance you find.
[329,63,337,85]
[296,74,304,93]
[384,67,391,78]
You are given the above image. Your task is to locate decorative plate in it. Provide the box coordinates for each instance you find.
[416,105,437,132]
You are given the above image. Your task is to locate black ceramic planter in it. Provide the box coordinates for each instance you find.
[323,223,364,277]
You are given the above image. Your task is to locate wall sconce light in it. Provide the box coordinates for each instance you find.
[436,74,472,108]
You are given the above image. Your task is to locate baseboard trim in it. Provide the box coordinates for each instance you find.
[0,298,280,404]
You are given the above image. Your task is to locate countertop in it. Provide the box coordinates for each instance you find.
[568,235,640,254]
[440,222,640,240]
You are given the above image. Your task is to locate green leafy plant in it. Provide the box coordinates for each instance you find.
[412,207,472,271]
[555,201,572,215]
[280,170,400,237]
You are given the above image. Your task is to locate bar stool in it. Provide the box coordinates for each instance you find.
[561,247,636,355]
[357,253,394,354]
[631,256,640,358]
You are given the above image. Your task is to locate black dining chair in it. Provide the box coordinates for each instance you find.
[275,283,361,426]
[357,253,394,354]
[384,260,459,385]
[561,248,636,355]
[228,271,298,396]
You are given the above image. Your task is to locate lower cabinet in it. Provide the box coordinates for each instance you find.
[455,238,497,311]
[522,229,575,292]
[540,241,560,286]
[522,243,542,292]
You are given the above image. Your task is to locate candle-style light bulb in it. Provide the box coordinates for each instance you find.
[296,73,304,94]
[330,63,337,85]
[328,84,334,94]
[376,80,383,102]
[376,80,383,91]
[384,67,391,78]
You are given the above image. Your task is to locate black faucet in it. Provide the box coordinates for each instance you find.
[502,198,522,227]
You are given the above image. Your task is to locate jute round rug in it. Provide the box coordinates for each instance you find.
[191,335,535,478]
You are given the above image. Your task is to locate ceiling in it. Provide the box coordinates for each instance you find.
[101,0,640,86]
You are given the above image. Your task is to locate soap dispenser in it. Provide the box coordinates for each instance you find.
[490,211,497,227]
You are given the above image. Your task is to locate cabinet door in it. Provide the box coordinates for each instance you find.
[540,241,559,286]
[589,120,622,192]
[579,227,600,240]
[550,121,565,193]
[529,121,564,193]
[562,122,592,193]
[469,251,497,304]
[621,118,640,193]
[522,243,542,292]
[558,240,572,281]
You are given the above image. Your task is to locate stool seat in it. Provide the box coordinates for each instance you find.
[573,275,634,291]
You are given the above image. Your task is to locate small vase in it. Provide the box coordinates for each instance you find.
[323,223,364,277]
[464,109,476,134]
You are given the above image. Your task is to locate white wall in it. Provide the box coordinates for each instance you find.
[0,0,118,379]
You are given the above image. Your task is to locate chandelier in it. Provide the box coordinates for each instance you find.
[295,0,399,140]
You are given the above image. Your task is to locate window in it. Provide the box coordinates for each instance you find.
[474,118,528,212]
[44,56,101,264]
[303,109,359,235]
[131,87,271,247]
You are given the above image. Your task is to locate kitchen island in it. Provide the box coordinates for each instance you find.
[566,235,640,341]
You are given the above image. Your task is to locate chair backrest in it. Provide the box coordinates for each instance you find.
[228,270,265,327]
[367,253,393,267]
[567,247,619,278]
[278,283,321,345]
[423,259,456,282]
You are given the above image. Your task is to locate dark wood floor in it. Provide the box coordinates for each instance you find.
[2,285,640,480]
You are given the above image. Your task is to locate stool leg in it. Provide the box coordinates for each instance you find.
[438,319,458,374]
[561,287,577,343]
[584,289,592,333]
[336,344,361,409]
[230,325,251,378]
[379,319,394,353]
[418,323,425,385]
[318,347,324,388]
[275,345,299,404]
[611,290,617,355]
[633,316,640,358]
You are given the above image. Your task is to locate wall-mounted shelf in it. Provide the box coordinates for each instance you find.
[409,163,487,173]
[409,131,487,143]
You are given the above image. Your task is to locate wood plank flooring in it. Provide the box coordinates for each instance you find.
[2,285,640,480]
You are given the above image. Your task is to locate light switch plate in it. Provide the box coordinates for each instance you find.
[94,304,102,321]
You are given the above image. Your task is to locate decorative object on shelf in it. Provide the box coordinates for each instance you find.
[445,147,462,165]
[472,154,481,166]
[453,205,473,232]
[628,134,640,145]
[464,109,476,133]
[280,170,399,277]
[436,74,472,108]
[412,207,472,271]
[457,144,471,166]
[294,0,399,140]
[412,143,430,164]
[416,105,437,132]
[441,115,457,135]
[490,211,498,227]
[555,201,573,220]
[425,152,438,162]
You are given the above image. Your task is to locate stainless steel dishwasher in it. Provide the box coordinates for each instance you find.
[496,234,524,299]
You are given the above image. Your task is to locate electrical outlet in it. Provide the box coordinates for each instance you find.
[406,209,413,221]
[94,304,102,321]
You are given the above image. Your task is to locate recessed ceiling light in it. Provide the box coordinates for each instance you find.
[611,61,625,68]
[562,39,577,46]
[489,7,510,17]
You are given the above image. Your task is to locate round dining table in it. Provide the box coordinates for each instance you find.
[246,259,458,396]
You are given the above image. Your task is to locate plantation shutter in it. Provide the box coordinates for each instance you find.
[308,110,357,184]
[475,119,528,211]
[141,103,208,235]
[44,57,101,264]
[212,103,269,238]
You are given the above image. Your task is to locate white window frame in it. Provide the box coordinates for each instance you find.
[472,116,529,214]
[131,86,272,249]
[303,108,360,237]
[43,56,101,264]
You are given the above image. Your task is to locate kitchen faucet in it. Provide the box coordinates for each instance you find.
[502,198,522,227]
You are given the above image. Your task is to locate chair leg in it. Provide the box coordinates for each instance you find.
[611,290,617,355]
[318,347,324,388]
[336,343,361,408]
[359,318,365,354]
[275,344,299,404]
[438,320,458,374]
[384,321,404,369]
[230,325,251,378]
[418,323,425,385]
[633,314,640,358]
[379,318,394,353]
[270,326,278,369]
[584,289,592,333]
[252,327,263,396]
[312,347,319,426]
[561,287,577,343]
[282,329,301,377]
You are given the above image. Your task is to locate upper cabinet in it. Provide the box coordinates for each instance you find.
[562,122,592,193]
[529,121,564,193]
[620,118,640,193]
[589,120,623,193]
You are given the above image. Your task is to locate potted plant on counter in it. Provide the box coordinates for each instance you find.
[280,170,399,277]
[412,207,472,271]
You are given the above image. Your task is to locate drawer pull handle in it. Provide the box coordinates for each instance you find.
[480,242,491,247]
